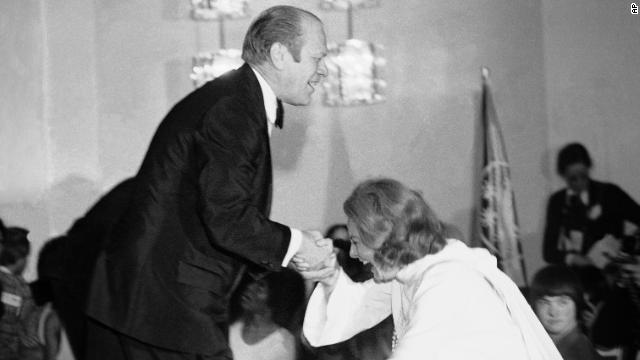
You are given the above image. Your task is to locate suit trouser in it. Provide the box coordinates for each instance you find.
[85,318,232,360]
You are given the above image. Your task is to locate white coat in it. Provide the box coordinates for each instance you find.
[303,240,562,360]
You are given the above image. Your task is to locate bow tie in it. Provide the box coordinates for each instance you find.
[275,99,284,129]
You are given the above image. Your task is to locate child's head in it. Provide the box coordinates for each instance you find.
[530,265,583,339]
[0,227,30,275]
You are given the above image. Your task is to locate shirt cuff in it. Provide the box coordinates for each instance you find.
[282,228,302,267]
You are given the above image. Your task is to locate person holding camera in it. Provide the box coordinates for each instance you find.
[542,143,640,268]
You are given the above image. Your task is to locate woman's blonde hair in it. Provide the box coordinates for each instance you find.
[343,178,447,272]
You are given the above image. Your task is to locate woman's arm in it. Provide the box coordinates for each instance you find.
[303,268,393,347]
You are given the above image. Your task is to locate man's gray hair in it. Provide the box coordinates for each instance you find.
[242,5,320,65]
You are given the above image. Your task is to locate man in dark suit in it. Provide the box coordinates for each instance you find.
[542,142,640,266]
[85,6,332,359]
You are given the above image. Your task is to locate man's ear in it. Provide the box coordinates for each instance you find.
[269,42,290,70]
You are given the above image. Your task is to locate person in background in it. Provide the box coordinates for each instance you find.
[542,142,640,267]
[531,265,602,360]
[228,269,305,360]
[298,178,561,360]
[325,224,348,241]
[0,227,39,360]
[578,265,637,357]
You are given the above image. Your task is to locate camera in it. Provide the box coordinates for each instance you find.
[605,233,640,289]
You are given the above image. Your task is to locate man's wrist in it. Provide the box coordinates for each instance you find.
[282,228,303,267]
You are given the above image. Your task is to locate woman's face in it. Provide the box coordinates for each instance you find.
[240,279,270,315]
[534,295,578,338]
[347,219,386,280]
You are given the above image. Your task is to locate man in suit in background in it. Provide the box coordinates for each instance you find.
[85,6,331,359]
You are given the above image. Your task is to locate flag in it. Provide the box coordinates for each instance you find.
[479,67,527,287]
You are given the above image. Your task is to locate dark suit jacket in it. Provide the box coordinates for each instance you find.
[542,179,640,264]
[33,177,136,360]
[86,64,291,355]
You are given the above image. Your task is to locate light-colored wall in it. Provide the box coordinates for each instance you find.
[1,0,636,286]
[0,0,50,279]
[542,0,640,201]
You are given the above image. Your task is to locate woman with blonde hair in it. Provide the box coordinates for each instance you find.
[296,178,561,360]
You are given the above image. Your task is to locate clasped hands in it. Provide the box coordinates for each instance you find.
[291,230,339,284]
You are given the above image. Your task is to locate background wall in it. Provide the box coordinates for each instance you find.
[0,0,637,285]
[0,0,50,274]
[542,0,640,199]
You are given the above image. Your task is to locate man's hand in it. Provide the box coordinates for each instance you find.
[293,251,340,290]
[295,231,333,269]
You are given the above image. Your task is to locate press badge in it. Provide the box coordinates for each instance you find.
[1,291,22,308]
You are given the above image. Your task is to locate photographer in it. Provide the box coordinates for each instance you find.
[542,143,640,267]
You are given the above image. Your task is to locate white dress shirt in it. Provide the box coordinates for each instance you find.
[250,66,301,267]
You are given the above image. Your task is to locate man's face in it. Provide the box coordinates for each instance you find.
[280,19,328,106]
[562,163,590,193]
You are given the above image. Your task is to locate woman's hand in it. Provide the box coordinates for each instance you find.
[293,251,340,289]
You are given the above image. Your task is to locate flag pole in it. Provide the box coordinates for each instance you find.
[478,66,529,287]
[484,66,528,287]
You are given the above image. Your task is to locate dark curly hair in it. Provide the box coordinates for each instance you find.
[343,178,447,273]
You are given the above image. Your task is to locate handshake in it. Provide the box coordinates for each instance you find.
[291,230,339,282]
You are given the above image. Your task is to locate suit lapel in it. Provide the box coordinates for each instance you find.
[237,63,274,216]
